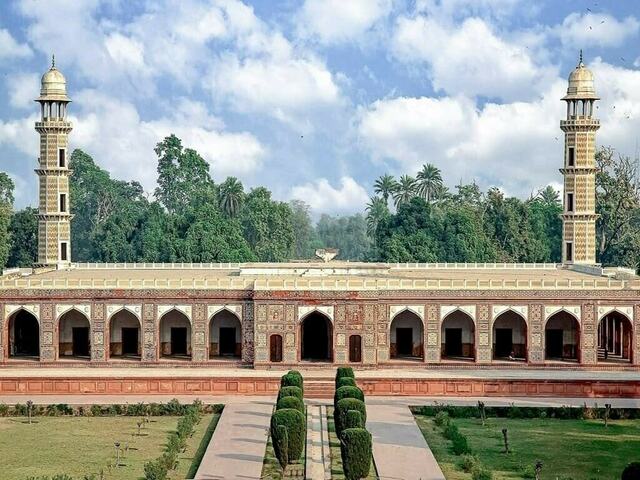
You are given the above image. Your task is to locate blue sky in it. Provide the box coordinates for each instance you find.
[1,0,639,214]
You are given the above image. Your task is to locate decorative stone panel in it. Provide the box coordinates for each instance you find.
[242,302,255,363]
[157,305,192,321]
[543,305,581,323]
[297,305,334,322]
[635,305,640,366]
[106,304,142,320]
[192,303,207,362]
[491,305,528,323]
[92,303,106,362]
[40,302,55,361]
[476,304,491,364]
[4,304,40,321]
[389,305,424,321]
[528,304,544,364]
[581,303,597,365]
[142,303,156,361]
[597,305,634,321]
[55,304,91,321]
[440,305,476,322]
[208,304,242,321]
[425,304,440,363]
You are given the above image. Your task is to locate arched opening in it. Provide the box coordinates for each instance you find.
[598,312,633,363]
[58,309,90,360]
[159,310,191,359]
[441,311,475,361]
[390,310,424,360]
[492,311,527,362]
[545,311,580,362]
[8,310,39,359]
[108,309,141,360]
[349,335,362,363]
[270,334,283,363]
[300,311,333,362]
[209,310,241,359]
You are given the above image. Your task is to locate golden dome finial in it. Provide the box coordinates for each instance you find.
[51,53,55,68]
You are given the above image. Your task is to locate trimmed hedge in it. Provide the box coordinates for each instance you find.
[335,367,355,383]
[345,410,364,429]
[271,408,306,463]
[334,386,365,405]
[340,428,372,480]
[277,396,305,414]
[281,372,304,392]
[414,404,640,420]
[335,398,367,437]
[336,377,357,389]
[277,386,303,403]
[273,424,289,469]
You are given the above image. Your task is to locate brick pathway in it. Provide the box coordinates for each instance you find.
[194,399,274,480]
[367,403,445,480]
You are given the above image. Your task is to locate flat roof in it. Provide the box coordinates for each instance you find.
[0,262,637,291]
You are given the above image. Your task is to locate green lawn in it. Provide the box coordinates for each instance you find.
[327,407,377,480]
[0,414,218,480]
[414,414,640,480]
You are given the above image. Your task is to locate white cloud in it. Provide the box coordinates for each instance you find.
[209,55,341,125]
[104,33,147,71]
[0,115,38,157]
[558,13,639,48]
[0,28,32,59]
[290,176,369,214]
[6,72,40,109]
[634,57,640,68]
[297,0,394,44]
[392,16,556,100]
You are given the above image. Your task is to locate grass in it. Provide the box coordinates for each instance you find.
[414,414,640,480]
[175,413,220,479]
[0,414,218,480]
[327,406,377,480]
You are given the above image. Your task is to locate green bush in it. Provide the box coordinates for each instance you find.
[337,377,357,389]
[144,459,168,480]
[276,396,305,414]
[277,386,304,403]
[471,465,493,480]
[434,411,450,427]
[460,454,479,473]
[622,462,640,480]
[271,408,306,462]
[336,367,355,383]
[336,398,367,437]
[443,423,459,440]
[334,386,365,406]
[340,428,372,480]
[281,372,304,392]
[272,424,289,470]
[451,432,471,455]
[345,410,364,429]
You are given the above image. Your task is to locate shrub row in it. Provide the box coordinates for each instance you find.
[335,368,372,480]
[1,399,223,418]
[415,403,640,420]
[271,370,306,471]
[143,401,204,480]
[25,476,97,480]
[434,412,492,480]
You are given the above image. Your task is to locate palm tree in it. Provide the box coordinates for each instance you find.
[219,177,244,217]
[393,175,416,207]
[537,185,560,206]
[416,163,443,203]
[365,196,389,237]
[374,174,398,205]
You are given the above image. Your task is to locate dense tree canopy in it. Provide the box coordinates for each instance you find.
[1,140,639,271]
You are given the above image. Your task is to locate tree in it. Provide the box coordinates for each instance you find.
[373,174,397,206]
[416,164,443,203]
[316,214,373,261]
[0,172,15,269]
[219,177,244,217]
[365,197,389,238]
[242,187,295,262]
[7,207,38,267]
[289,200,320,259]
[154,135,215,213]
[392,175,416,207]
[595,147,640,269]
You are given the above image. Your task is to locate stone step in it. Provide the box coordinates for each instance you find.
[304,380,335,398]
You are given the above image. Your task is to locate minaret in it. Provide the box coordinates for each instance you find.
[35,56,73,268]
[560,51,600,265]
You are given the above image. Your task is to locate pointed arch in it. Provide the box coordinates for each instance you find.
[107,308,142,360]
[441,309,476,361]
[159,309,192,359]
[57,308,91,359]
[300,310,333,362]
[6,308,40,360]
[209,308,242,359]
[545,310,580,362]
[597,310,633,363]
[106,304,142,322]
[389,309,424,360]
[298,305,334,324]
[492,310,527,362]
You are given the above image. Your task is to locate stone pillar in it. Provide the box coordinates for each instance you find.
[334,304,348,364]
[528,304,544,364]
[634,305,640,366]
[142,303,157,362]
[40,303,55,362]
[91,302,106,362]
[254,303,268,364]
[362,303,377,365]
[581,303,597,365]
[425,304,440,363]
[375,304,389,363]
[192,303,207,362]
[0,302,5,362]
[476,304,491,364]
[241,301,255,364]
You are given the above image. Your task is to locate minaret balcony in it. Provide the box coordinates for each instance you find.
[35,120,73,133]
[560,117,600,131]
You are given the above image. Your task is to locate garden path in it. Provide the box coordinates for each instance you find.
[194,399,273,480]
[367,403,446,480]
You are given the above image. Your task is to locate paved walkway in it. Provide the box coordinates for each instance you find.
[194,399,274,480]
[368,403,446,480]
